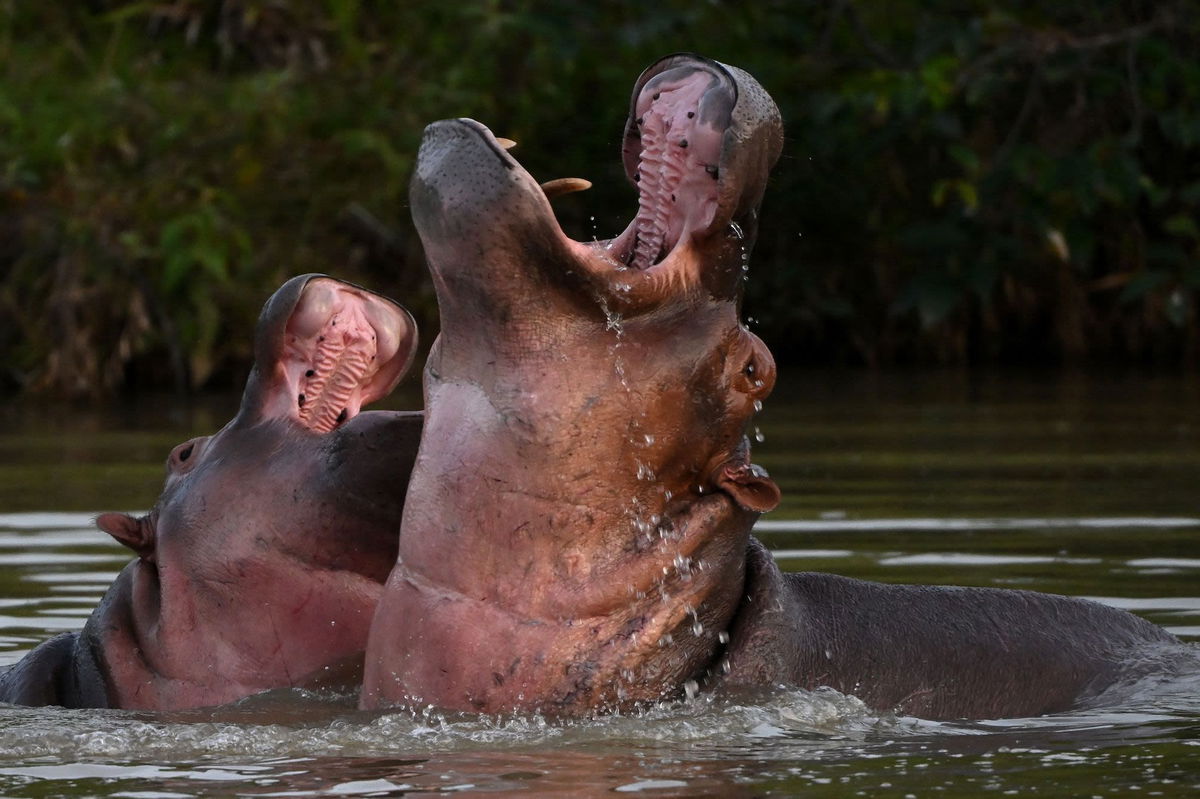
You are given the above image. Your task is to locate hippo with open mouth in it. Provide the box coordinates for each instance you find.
[0,275,423,709]
[361,54,785,714]
[362,53,1189,720]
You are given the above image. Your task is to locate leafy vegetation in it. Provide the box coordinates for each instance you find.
[2,1,1197,395]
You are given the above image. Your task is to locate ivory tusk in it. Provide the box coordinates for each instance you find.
[540,177,593,199]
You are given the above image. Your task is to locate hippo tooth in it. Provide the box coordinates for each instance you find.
[540,177,593,199]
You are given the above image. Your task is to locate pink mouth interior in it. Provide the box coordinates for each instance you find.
[281,282,406,433]
[619,70,725,270]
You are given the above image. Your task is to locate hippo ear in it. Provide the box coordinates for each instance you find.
[239,274,418,431]
[715,462,781,514]
[96,512,156,562]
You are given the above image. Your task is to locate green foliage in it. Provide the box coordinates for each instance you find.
[1,1,1198,395]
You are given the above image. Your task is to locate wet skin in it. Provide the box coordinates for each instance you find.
[0,275,423,709]
[362,54,784,714]
[722,540,1187,720]
[362,53,1189,720]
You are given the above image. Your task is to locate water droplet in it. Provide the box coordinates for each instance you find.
[754,426,765,443]
[824,648,833,660]
[692,618,704,636]
[729,221,744,239]
[720,659,731,674]
[753,400,763,412]
[684,679,699,700]
[643,433,655,446]
[718,631,730,644]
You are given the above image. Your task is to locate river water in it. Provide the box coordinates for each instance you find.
[1,369,1198,796]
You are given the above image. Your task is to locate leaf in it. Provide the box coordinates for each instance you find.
[1164,214,1200,241]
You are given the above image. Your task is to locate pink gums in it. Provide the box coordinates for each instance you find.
[628,72,724,270]
[282,283,400,433]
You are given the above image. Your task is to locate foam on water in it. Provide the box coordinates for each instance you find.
[0,688,884,763]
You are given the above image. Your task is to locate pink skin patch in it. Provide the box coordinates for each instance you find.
[281,281,406,433]
[624,70,725,270]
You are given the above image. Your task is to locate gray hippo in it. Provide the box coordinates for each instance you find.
[361,53,1186,720]
[0,275,423,709]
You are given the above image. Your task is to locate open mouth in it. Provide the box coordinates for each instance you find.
[609,63,732,271]
[280,278,416,434]
[487,58,736,277]
[412,54,781,312]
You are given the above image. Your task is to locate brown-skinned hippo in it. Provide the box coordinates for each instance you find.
[361,53,1188,721]
[361,53,784,714]
[0,275,423,709]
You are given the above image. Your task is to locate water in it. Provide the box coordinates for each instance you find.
[1,370,1199,795]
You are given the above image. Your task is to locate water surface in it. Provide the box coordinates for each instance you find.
[1,370,1198,796]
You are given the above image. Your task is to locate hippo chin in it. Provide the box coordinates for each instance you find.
[0,275,423,710]
[362,54,784,715]
[362,53,1188,721]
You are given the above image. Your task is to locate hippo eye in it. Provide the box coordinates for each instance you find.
[178,444,194,462]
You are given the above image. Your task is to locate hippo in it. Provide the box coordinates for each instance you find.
[0,275,423,709]
[361,53,1187,720]
[361,53,784,714]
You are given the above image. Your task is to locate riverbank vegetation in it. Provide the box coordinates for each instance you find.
[2,2,1197,396]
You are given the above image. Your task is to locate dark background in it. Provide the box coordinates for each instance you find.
[2,1,1197,397]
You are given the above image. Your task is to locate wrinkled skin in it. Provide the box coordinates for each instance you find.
[362,54,784,714]
[0,275,423,709]
[361,52,1190,721]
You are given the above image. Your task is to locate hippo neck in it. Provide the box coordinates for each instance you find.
[376,489,753,714]
[373,303,757,713]
[409,308,740,613]
[95,548,384,710]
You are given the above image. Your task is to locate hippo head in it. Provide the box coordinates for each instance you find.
[411,53,782,515]
[363,55,782,714]
[93,275,421,709]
